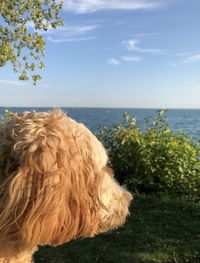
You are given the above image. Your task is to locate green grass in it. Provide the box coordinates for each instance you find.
[34,196,200,263]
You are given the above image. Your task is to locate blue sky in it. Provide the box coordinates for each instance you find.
[1,0,200,108]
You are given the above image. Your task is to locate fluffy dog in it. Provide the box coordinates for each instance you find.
[0,109,132,263]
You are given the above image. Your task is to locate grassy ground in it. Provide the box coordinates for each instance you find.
[34,196,200,263]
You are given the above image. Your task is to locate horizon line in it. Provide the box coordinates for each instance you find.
[0,106,200,110]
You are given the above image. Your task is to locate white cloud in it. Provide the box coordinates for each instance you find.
[135,32,158,38]
[47,24,98,42]
[48,24,97,35]
[183,54,200,64]
[123,39,166,55]
[63,0,165,14]
[173,52,192,57]
[123,39,140,51]
[122,56,142,62]
[48,36,97,43]
[0,80,26,87]
[107,58,121,65]
[26,20,98,43]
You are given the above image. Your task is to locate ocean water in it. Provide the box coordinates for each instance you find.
[0,107,200,141]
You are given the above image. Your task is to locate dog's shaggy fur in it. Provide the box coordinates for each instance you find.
[0,109,132,263]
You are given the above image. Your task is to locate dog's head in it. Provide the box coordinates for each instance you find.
[0,110,132,247]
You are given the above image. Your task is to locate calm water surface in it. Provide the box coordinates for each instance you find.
[0,107,200,141]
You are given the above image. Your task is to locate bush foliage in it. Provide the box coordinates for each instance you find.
[98,110,200,201]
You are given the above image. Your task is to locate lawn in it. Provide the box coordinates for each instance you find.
[34,196,200,263]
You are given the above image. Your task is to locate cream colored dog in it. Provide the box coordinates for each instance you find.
[0,109,132,263]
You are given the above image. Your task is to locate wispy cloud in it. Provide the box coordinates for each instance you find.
[123,39,166,55]
[122,56,142,62]
[107,55,142,65]
[165,52,200,66]
[124,39,140,51]
[173,52,192,58]
[46,24,97,36]
[183,54,200,64]
[107,58,121,65]
[63,0,166,14]
[134,32,158,38]
[27,21,98,43]
[0,80,25,87]
[48,24,98,43]
[48,36,97,43]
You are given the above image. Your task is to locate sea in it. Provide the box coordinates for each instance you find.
[0,107,200,142]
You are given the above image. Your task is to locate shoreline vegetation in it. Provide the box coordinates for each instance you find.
[98,109,200,202]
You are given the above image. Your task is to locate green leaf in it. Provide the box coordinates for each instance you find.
[0,0,63,84]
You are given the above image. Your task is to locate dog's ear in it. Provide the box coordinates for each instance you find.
[0,110,103,246]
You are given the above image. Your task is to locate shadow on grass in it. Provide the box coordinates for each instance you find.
[34,196,200,263]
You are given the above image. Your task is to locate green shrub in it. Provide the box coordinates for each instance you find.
[98,110,200,201]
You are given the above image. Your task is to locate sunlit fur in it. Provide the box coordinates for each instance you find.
[0,109,132,263]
